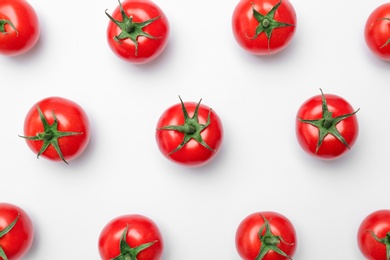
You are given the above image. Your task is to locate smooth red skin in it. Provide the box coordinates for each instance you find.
[23,97,90,162]
[0,203,34,260]
[155,102,223,167]
[235,211,297,260]
[358,210,390,260]
[296,94,359,160]
[0,0,39,56]
[106,0,169,64]
[365,3,390,61]
[98,214,163,260]
[232,0,296,55]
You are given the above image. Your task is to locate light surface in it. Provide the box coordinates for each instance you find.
[1,0,389,259]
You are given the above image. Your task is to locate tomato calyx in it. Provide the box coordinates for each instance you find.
[105,0,162,56]
[19,106,83,164]
[298,89,359,154]
[0,19,18,35]
[112,225,157,260]
[366,230,390,260]
[157,96,215,155]
[256,214,293,260]
[248,0,295,53]
[0,214,19,260]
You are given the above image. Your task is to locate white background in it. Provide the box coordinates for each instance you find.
[1,0,390,259]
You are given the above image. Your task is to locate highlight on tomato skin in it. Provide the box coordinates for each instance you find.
[364,3,390,61]
[231,0,297,55]
[295,89,359,160]
[20,97,91,164]
[0,0,40,56]
[155,97,223,167]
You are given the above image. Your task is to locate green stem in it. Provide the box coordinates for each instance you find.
[262,19,270,28]
[125,16,135,33]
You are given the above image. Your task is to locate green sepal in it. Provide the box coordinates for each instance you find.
[111,225,157,260]
[298,89,359,154]
[0,19,18,35]
[157,96,214,155]
[105,0,161,56]
[249,0,295,52]
[0,248,7,260]
[378,18,390,48]
[367,230,390,260]
[255,214,294,260]
[19,106,82,164]
[0,214,20,260]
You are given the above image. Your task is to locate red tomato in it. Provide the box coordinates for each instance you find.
[155,97,223,167]
[20,97,90,164]
[296,89,359,160]
[0,203,34,260]
[235,211,297,260]
[0,0,40,56]
[357,210,390,260]
[105,0,169,64]
[364,3,390,61]
[232,0,296,55]
[98,214,163,260]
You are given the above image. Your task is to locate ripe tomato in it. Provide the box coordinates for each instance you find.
[20,97,90,164]
[98,214,163,260]
[105,0,169,64]
[0,203,34,260]
[296,89,359,160]
[155,97,223,167]
[235,211,297,260]
[364,3,390,61]
[0,0,40,56]
[232,0,296,55]
[357,210,390,260]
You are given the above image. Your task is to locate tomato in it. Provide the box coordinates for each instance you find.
[20,97,90,164]
[235,211,297,260]
[364,3,390,61]
[155,97,223,167]
[0,0,39,56]
[98,214,163,260]
[232,0,296,55]
[105,0,169,64]
[0,203,34,260]
[296,89,359,160]
[358,210,390,260]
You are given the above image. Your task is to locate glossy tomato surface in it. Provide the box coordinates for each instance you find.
[365,3,390,61]
[22,97,90,163]
[232,0,296,55]
[0,0,40,56]
[235,211,297,260]
[155,99,223,167]
[358,210,390,260]
[106,0,169,64]
[98,214,163,260]
[296,91,359,160]
[0,203,34,259]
